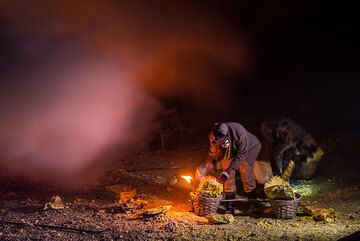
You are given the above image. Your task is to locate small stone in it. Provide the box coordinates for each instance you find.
[206,213,235,224]
[233,209,243,215]
[143,205,172,217]
[165,222,177,232]
[169,176,179,185]
[44,196,67,210]
[263,208,274,215]
[258,219,271,228]
[291,223,299,227]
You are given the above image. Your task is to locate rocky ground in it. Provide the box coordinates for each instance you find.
[0,131,359,240]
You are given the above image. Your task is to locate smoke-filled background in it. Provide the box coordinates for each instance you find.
[0,0,251,182]
[0,0,359,183]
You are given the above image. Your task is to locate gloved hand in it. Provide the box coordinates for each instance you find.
[217,172,229,184]
[217,169,230,184]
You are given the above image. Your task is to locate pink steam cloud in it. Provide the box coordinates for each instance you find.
[0,44,159,180]
[0,0,252,182]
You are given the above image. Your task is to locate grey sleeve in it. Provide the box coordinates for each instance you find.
[274,120,299,173]
[229,133,248,170]
[273,143,291,174]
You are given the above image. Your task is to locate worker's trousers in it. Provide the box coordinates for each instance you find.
[221,157,272,194]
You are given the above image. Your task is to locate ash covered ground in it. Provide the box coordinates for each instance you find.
[0,132,359,241]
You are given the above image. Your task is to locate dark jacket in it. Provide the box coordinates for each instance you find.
[208,122,261,170]
[260,117,317,174]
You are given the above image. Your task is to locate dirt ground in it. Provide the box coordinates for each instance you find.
[0,131,359,241]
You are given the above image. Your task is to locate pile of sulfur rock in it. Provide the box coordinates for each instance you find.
[195,176,223,198]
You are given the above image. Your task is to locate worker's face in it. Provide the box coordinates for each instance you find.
[219,135,230,148]
[212,132,224,145]
[212,132,230,148]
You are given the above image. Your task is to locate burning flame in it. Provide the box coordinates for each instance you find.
[181,175,192,183]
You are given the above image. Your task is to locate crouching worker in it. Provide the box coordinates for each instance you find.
[195,122,272,206]
[259,117,323,181]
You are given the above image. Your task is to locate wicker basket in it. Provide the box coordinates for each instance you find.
[190,192,223,216]
[269,194,301,219]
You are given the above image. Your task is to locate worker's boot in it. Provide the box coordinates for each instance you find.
[245,190,259,215]
[224,192,236,213]
[255,184,267,200]
[246,190,256,200]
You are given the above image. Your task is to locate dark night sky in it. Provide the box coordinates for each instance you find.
[212,1,360,131]
[0,0,359,130]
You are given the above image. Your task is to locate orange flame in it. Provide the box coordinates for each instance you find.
[181,175,192,183]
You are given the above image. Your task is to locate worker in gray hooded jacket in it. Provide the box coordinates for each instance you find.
[197,122,262,200]
[259,117,318,177]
